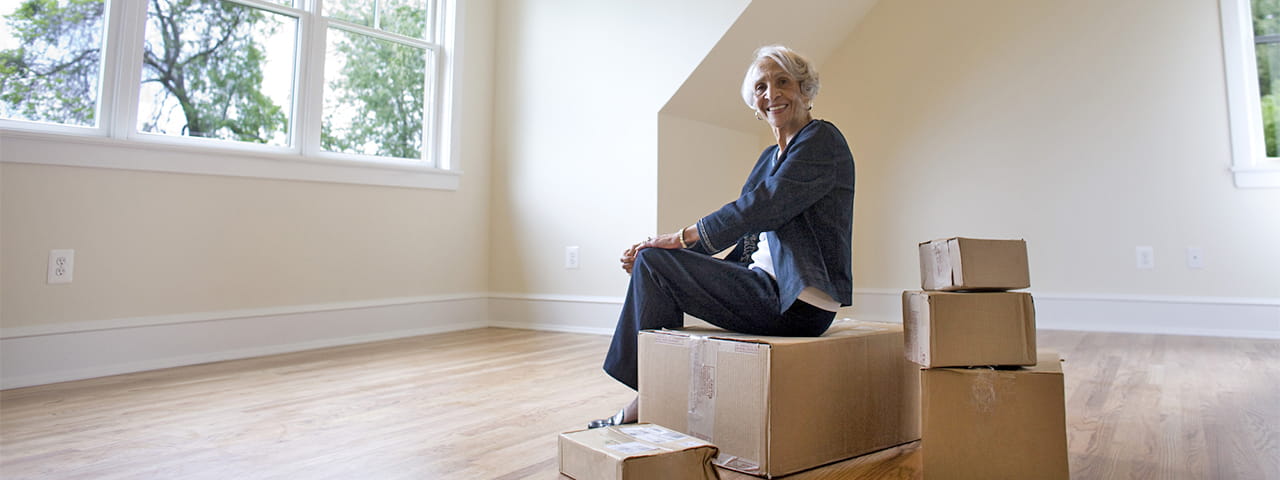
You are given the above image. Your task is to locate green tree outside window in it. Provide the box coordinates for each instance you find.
[1,0,435,162]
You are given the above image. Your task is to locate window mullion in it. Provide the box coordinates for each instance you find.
[421,45,438,166]
[95,0,122,136]
[105,0,146,140]
[298,11,328,157]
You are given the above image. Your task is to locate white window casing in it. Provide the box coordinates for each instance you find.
[1220,0,1280,188]
[0,0,461,190]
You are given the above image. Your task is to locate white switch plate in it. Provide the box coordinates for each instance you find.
[565,246,580,269]
[1186,247,1204,269]
[48,249,75,284]
[1135,246,1154,270]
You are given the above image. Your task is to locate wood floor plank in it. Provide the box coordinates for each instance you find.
[1,327,1277,479]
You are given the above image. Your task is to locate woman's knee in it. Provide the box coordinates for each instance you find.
[633,247,678,273]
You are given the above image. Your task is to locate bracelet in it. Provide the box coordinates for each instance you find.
[678,228,690,249]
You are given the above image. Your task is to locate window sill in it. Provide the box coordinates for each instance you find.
[1232,166,1280,189]
[0,129,460,190]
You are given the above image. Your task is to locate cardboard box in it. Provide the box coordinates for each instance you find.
[558,424,719,480]
[902,291,1037,368]
[921,352,1070,480]
[638,320,921,478]
[919,237,1030,291]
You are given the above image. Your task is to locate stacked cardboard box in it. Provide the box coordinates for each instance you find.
[637,320,921,478]
[559,423,719,480]
[903,237,1069,480]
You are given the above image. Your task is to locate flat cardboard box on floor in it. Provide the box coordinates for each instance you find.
[558,423,719,480]
[919,237,1030,291]
[921,351,1070,480]
[903,290,1037,368]
[638,320,921,478]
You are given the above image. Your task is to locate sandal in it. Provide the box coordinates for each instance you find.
[587,408,633,429]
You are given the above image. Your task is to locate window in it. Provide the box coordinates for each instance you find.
[1220,0,1280,188]
[0,0,458,189]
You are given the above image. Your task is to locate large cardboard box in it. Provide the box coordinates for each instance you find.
[921,352,1070,480]
[902,291,1036,368]
[919,237,1030,291]
[558,424,719,480]
[638,320,921,478]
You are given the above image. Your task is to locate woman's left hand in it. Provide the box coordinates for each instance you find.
[639,233,684,251]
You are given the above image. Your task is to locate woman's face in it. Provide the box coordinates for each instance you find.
[750,60,809,133]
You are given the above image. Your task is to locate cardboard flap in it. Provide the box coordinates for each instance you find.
[648,320,900,347]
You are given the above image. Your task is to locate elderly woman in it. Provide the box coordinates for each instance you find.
[591,45,855,428]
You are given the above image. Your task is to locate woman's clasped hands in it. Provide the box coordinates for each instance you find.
[619,233,685,274]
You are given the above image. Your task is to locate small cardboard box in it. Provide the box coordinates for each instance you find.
[919,237,1030,291]
[921,352,1070,480]
[558,424,719,480]
[902,291,1037,368]
[638,320,921,478]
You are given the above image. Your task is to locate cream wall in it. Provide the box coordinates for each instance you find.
[656,114,762,233]
[489,0,748,299]
[0,0,497,330]
[817,0,1280,298]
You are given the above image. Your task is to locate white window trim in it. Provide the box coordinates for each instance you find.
[0,0,463,190]
[1220,0,1280,188]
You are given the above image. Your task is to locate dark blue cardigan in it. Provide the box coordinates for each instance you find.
[694,119,855,312]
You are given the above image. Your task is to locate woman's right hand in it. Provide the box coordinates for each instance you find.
[620,242,644,274]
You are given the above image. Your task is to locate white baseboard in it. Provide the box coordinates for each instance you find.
[4,290,1275,389]
[489,290,1280,340]
[849,289,1280,339]
[488,293,620,336]
[0,295,489,390]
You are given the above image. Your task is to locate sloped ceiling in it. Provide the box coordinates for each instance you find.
[660,0,880,133]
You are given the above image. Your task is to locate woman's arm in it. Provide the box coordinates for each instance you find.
[698,124,839,252]
[620,225,700,274]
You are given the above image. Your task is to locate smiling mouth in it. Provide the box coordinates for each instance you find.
[768,104,789,112]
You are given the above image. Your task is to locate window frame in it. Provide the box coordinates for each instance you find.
[0,0,461,190]
[1220,0,1280,189]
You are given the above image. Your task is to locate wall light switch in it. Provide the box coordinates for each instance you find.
[565,246,580,269]
[1135,246,1154,270]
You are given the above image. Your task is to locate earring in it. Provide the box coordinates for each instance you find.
[755,111,762,120]
[807,104,813,111]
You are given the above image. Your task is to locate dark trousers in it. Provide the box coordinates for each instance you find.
[603,248,835,390]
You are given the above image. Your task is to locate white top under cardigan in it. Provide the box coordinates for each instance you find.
[748,230,840,312]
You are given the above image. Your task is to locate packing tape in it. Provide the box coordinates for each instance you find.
[906,293,929,365]
[930,240,951,288]
[828,317,893,333]
[947,238,966,286]
[969,367,1014,414]
[714,454,761,474]
[686,336,717,442]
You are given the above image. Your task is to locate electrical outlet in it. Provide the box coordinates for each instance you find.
[565,246,580,269]
[1186,247,1204,269]
[1135,246,1154,270]
[48,249,75,284]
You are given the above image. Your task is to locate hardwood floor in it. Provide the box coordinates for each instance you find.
[0,327,1276,479]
